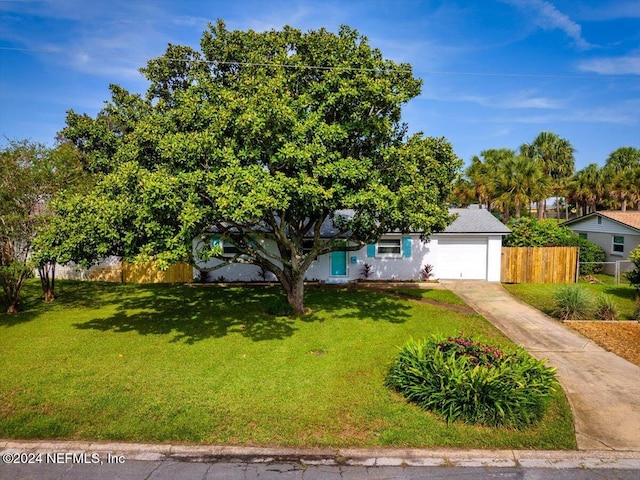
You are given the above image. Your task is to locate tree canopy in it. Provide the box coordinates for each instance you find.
[55,21,462,312]
[0,140,84,313]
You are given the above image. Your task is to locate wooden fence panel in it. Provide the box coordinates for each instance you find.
[501,247,578,284]
[87,266,123,283]
[122,262,193,284]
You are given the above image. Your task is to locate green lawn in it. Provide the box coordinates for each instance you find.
[0,281,575,449]
[504,277,637,320]
[390,288,468,306]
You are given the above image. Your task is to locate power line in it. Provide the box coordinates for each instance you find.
[0,45,636,79]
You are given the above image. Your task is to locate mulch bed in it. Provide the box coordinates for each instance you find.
[565,321,640,367]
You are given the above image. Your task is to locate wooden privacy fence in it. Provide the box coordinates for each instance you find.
[123,261,193,283]
[87,261,193,284]
[501,247,578,284]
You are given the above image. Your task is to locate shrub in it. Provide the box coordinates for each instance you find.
[420,264,434,281]
[594,294,618,321]
[625,245,640,295]
[360,263,374,280]
[572,238,605,275]
[553,285,592,321]
[386,335,557,429]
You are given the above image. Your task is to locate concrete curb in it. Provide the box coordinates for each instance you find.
[2,440,640,469]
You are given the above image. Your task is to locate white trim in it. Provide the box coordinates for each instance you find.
[612,235,625,256]
[376,237,402,257]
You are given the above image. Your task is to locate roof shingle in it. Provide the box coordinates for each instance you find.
[598,211,640,231]
[444,208,511,234]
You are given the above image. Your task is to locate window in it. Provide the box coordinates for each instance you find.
[578,232,588,240]
[612,236,624,254]
[302,239,314,255]
[302,239,318,260]
[223,242,239,256]
[597,216,602,225]
[377,238,401,256]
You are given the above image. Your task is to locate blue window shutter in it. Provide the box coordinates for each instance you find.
[367,244,376,258]
[402,236,412,258]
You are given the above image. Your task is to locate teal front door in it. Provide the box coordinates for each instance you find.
[331,251,347,276]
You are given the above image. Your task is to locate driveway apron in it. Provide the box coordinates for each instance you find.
[441,280,640,451]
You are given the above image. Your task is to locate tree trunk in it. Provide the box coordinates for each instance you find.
[6,302,18,314]
[38,263,56,303]
[621,199,627,212]
[43,287,55,303]
[284,273,305,314]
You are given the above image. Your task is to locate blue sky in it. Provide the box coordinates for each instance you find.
[1,0,638,170]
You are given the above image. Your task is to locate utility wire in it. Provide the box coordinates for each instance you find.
[0,45,636,79]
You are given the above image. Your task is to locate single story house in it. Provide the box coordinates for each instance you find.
[561,211,640,275]
[193,206,511,282]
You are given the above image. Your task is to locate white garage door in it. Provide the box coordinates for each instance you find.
[437,236,488,280]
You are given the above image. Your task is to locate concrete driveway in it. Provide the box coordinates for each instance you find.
[441,280,640,451]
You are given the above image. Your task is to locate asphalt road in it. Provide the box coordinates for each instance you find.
[2,460,640,480]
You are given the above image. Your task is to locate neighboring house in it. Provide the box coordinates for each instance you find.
[50,256,123,281]
[562,211,640,275]
[193,206,511,282]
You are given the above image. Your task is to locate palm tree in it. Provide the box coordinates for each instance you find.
[494,155,549,220]
[567,164,605,215]
[603,147,640,211]
[521,132,575,219]
[465,155,495,209]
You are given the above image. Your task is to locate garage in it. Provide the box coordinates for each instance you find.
[437,236,488,280]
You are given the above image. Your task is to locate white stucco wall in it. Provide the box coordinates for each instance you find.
[487,235,503,281]
[192,233,504,282]
[192,234,436,282]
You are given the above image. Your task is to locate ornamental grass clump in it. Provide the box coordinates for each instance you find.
[594,294,618,321]
[386,334,557,429]
[553,285,592,321]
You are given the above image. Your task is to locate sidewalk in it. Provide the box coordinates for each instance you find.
[441,280,640,451]
[2,439,640,469]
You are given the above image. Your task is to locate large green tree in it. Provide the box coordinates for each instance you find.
[0,140,83,313]
[57,22,461,313]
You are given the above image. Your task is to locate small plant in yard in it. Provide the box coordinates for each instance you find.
[386,334,557,428]
[553,285,592,321]
[360,263,374,280]
[420,264,434,281]
[594,294,618,321]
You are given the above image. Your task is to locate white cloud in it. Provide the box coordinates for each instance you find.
[493,99,640,126]
[503,0,592,49]
[421,88,562,110]
[578,53,640,75]
[575,1,640,21]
